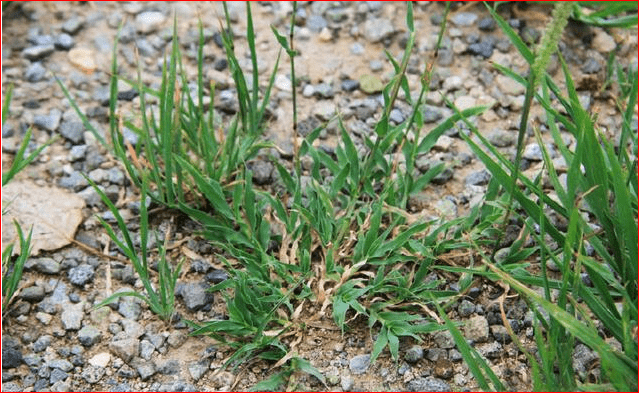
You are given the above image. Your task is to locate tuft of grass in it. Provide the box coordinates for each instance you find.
[90,176,183,323]
[53,1,637,390]
[2,220,32,313]
[445,2,638,390]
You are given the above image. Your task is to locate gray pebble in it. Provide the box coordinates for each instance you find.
[249,160,274,185]
[341,376,354,391]
[167,330,187,348]
[117,364,137,379]
[131,359,156,380]
[68,264,95,286]
[443,75,462,92]
[109,338,139,363]
[69,144,88,161]
[104,184,120,203]
[216,90,238,113]
[406,377,451,392]
[34,108,62,132]
[465,315,489,342]
[522,143,544,161]
[121,318,145,339]
[38,365,50,379]
[139,340,155,360]
[33,335,53,353]
[59,121,85,144]
[426,348,448,362]
[60,303,83,330]
[467,40,494,58]
[213,58,228,71]
[2,123,14,138]
[350,42,365,55]
[81,365,106,384]
[205,269,229,284]
[451,12,478,26]
[478,17,496,31]
[136,11,166,34]
[422,105,443,123]
[487,129,515,147]
[121,127,139,146]
[34,378,49,391]
[306,15,327,32]
[448,348,463,362]
[188,359,210,381]
[156,359,180,375]
[314,83,334,98]
[465,169,491,186]
[177,282,213,312]
[145,333,166,352]
[105,168,124,185]
[341,79,360,92]
[62,17,84,34]
[364,18,394,43]
[490,325,511,343]
[2,338,23,368]
[78,186,103,207]
[77,325,102,347]
[25,62,47,82]
[118,297,142,320]
[437,49,454,66]
[55,34,75,50]
[369,59,383,72]
[190,259,211,274]
[404,345,424,364]
[23,353,42,368]
[349,353,371,374]
[572,343,599,380]
[23,44,55,60]
[457,299,476,317]
[477,341,502,358]
[2,382,22,391]
[433,330,455,349]
[50,378,71,392]
[32,257,61,274]
[20,286,45,302]
[136,38,156,57]
[581,57,602,74]
[431,167,453,185]
[495,39,511,53]
[48,359,73,372]
[389,108,405,124]
[88,168,108,183]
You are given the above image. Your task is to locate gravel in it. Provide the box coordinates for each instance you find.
[68,264,95,286]
[404,345,424,364]
[1,2,631,391]
[60,303,84,330]
[464,315,490,343]
[109,338,140,363]
[406,377,451,392]
[349,353,371,374]
[76,326,102,348]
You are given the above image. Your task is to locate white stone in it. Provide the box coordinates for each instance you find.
[454,95,477,111]
[89,352,111,368]
[274,74,292,92]
[592,30,616,53]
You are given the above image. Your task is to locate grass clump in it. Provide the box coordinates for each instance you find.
[55,1,637,391]
[90,176,183,323]
[438,2,638,390]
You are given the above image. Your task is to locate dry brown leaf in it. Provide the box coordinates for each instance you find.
[2,180,85,255]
